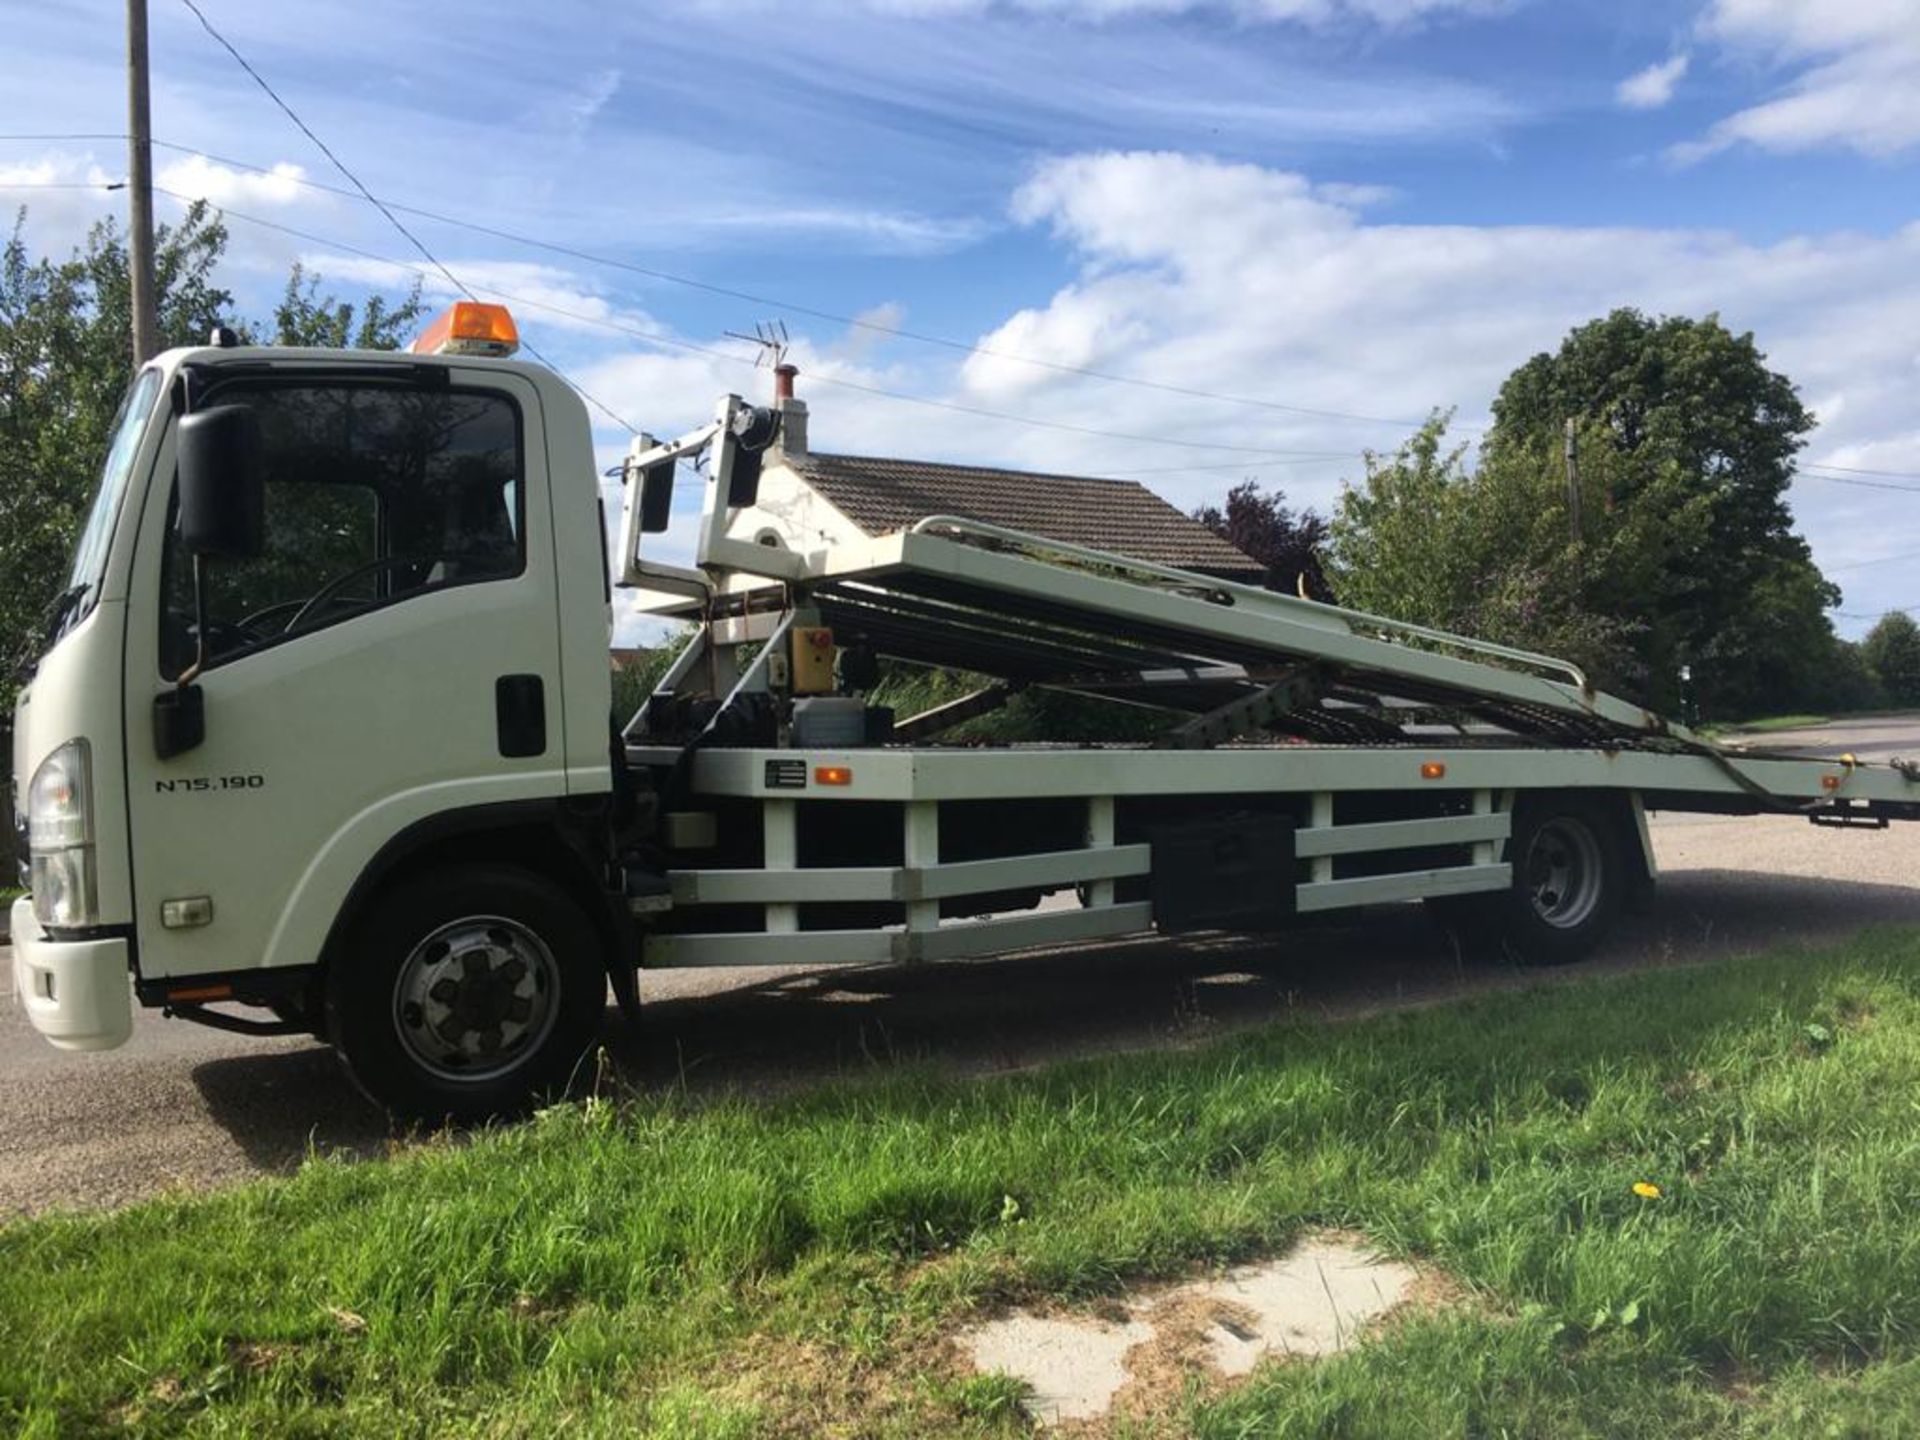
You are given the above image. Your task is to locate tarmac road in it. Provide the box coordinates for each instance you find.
[5,714,1918,1217]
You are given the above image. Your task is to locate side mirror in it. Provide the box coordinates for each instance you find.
[177,404,264,559]
[638,458,675,533]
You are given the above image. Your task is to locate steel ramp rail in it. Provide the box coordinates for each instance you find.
[781,516,1693,749]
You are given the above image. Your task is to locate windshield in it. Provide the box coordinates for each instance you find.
[62,367,163,628]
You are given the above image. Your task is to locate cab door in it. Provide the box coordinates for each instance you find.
[123,366,569,981]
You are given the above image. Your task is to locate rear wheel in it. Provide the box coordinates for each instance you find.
[1429,795,1629,966]
[327,865,606,1122]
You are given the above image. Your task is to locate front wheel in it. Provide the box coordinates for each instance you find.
[327,865,607,1122]
[1428,795,1630,966]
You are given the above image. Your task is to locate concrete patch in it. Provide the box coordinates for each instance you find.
[959,1235,1420,1427]
[1185,1237,1420,1374]
[964,1312,1154,1423]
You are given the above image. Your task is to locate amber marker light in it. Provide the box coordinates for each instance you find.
[1420,761,1447,780]
[815,766,854,786]
[410,301,520,358]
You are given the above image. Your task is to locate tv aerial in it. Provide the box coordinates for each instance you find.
[724,319,789,369]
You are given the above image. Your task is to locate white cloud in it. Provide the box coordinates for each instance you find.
[566,68,623,134]
[0,158,64,188]
[1676,0,1920,159]
[833,301,908,363]
[848,0,1508,25]
[297,254,669,341]
[1703,0,1915,54]
[522,67,622,143]
[929,151,1920,630]
[0,154,118,194]
[700,205,989,256]
[1616,53,1689,110]
[1313,181,1400,207]
[153,155,313,208]
[963,284,1157,400]
[0,152,124,248]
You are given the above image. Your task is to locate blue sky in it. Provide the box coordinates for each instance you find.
[5,0,1919,641]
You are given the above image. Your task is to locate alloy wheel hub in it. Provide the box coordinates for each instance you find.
[393,917,558,1082]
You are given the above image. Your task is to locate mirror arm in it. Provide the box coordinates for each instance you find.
[177,553,209,688]
[153,552,209,760]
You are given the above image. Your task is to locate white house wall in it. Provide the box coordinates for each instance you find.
[722,455,867,559]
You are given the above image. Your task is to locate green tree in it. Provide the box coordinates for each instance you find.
[0,203,236,702]
[1863,612,1920,707]
[1816,637,1883,714]
[1324,415,1644,692]
[1486,309,1832,715]
[265,262,423,349]
[1325,311,1841,719]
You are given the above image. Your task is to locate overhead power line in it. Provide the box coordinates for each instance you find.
[1798,469,1920,495]
[1826,549,1920,574]
[1094,454,1361,477]
[152,188,1382,461]
[173,0,638,434]
[102,133,1454,435]
[1805,461,1920,482]
[0,132,132,143]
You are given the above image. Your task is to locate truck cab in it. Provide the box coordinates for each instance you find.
[12,307,627,1117]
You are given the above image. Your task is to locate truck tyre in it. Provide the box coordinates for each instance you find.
[1429,795,1627,967]
[326,865,606,1122]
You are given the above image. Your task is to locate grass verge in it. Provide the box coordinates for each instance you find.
[10,928,1920,1435]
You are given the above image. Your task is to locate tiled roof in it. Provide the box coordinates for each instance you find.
[788,451,1265,580]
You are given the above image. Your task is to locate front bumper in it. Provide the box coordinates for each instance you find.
[10,896,132,1051]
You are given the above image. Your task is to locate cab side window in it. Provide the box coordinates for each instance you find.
[162,383,522,678]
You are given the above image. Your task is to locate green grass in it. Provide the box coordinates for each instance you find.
[13,930,1920,1435]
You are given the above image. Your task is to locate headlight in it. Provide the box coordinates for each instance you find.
[29,739,96,927]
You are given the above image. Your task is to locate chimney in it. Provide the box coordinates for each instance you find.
[773,362,808,454]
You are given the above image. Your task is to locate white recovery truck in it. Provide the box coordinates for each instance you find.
[13,301,1920,1118]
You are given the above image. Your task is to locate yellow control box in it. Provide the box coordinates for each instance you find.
[790,626,836,694]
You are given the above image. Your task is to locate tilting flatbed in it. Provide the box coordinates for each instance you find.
[617,397,1920,973]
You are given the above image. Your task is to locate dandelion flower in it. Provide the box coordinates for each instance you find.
[1632,1181,1662,1199]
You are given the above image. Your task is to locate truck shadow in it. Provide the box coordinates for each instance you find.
[188,1043,390,1172]
[608,868,1920,1095]
[189,867,1920,1170]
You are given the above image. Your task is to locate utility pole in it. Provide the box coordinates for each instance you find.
[127,0,159,364]
[1562,417,1583,546]
[1564,416,1585,591]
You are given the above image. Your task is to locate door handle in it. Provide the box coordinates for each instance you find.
[495,674,546,757]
